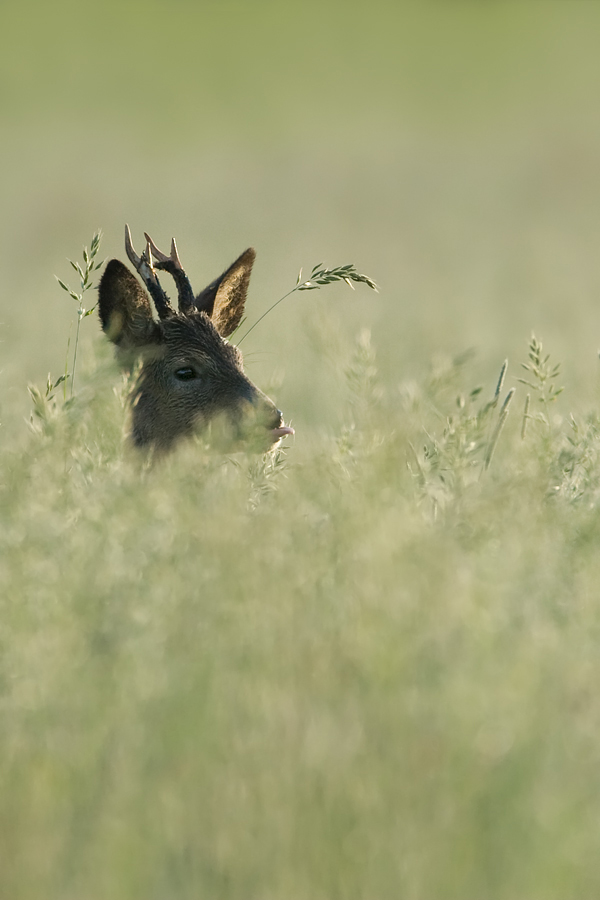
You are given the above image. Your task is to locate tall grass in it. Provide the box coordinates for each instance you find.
[2,307,600,899]
[3,4,600,893]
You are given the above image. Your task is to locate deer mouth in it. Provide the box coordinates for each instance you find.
[270,425,294,442]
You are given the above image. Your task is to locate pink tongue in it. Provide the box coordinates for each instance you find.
[271,426,294,439]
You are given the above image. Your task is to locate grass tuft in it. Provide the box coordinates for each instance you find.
[5,288,600,900]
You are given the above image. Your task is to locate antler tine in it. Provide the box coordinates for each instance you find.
[144,233,183,271]
[143,232,170,267]
[143,231,195,316]
[124,225,174,320]
[171,238,182,269]
[125,223,141,268]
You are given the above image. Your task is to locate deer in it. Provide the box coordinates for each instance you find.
[98,226,294,455]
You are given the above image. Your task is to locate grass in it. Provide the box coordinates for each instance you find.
[2,314,600,899]
[4,4,600,896]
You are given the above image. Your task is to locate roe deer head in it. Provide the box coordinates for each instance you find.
[98,227,294,454]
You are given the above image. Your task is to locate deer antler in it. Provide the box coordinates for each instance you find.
[125,225,174,320]
[143,232,196,316]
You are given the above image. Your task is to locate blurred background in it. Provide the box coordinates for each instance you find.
[3,0,600,438]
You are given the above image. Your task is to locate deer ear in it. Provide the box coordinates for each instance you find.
[195,248,255,338]
[98,260,159,348]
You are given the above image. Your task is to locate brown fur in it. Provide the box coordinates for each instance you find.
[98,248,287,454]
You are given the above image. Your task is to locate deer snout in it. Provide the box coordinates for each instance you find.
[238,392,294,448]
[269,407,294,443]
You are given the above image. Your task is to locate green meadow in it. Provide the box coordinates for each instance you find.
[3,2,600,897]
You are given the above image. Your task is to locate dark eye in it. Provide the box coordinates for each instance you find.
[174,367,198,381]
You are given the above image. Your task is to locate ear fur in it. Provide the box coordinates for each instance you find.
[98,260,159,349]
[195,248,255,338]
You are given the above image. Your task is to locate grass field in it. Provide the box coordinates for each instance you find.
[3,2,600,898]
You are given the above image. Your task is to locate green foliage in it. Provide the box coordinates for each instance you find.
[297,262,378,292]
[518,334,564,432]
[5,327,600,900]
[27,372,69,429]
[55,231,104,398]
[237,261,377,344]
[407,355,515,513]
[554,413,600,503]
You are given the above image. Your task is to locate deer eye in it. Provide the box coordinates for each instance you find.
[174,367,198,381]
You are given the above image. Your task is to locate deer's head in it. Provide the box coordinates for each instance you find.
[98,227,293,454]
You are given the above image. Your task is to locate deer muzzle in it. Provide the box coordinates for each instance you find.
[269,408,294,442]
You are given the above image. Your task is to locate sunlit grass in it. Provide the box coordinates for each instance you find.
[3,325,600,899]
[3,3,600,896]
